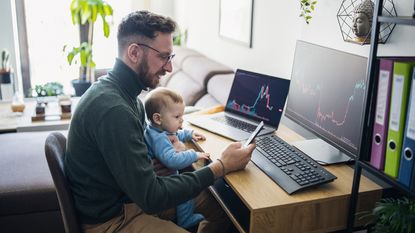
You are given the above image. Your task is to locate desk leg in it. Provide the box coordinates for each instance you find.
[347,163,363,232]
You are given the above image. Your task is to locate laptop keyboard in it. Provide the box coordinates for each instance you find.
[251,134,337,194]
[212,115,257,132]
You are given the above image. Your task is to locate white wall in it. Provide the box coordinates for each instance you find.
[174,0,415,79]
[148,0,175,19]
[1,0,413,93]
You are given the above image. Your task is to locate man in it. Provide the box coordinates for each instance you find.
[65,10,255,233]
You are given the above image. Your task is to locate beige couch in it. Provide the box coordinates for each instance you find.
[159,46,235,108]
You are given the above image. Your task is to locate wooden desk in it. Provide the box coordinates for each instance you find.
[185,109,382,233]
[0,97,79,133]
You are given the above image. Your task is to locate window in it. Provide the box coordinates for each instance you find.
[17,0,132,96]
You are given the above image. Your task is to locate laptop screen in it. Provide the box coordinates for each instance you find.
[225,69,291,127]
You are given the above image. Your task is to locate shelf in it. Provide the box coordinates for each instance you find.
[359,161,415,198]
[347,1,415,231]
[378,16,415,26]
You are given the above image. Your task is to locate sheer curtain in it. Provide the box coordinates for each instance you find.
[24,0,132,95]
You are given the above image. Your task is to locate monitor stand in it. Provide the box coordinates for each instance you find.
[292,139,354,165]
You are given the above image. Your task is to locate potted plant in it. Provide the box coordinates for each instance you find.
[30,82,64,97]
[360,197,415,233]
[300,0,317,24]
[371,197,415,233]
[0,49,15,101]
[66,0,113,96]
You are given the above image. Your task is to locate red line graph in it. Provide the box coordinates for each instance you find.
[294,80,365,127]
[316,104,349,126]
[257,85,274,111]
[227,84,276,121]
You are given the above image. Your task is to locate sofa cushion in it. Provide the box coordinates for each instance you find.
[159,62,180,87]
[181,56,233,87]
[194,95,221,108]
[166,71,204,105]
[194,73,235,108]
[160,46,204,88]
[173,46,204,67]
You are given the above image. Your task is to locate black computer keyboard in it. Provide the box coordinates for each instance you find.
[251,134,337,194]
[212,115,257,132]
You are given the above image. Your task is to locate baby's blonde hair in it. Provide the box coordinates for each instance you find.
[144,87,184,123]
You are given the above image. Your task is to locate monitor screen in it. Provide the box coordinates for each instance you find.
[226,69,290,127]
[285,41,368,159]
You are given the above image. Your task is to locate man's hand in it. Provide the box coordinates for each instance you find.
[192,131,206,141]
[220,142,255,172]
[152,158,175,176]
[208,142,255,179]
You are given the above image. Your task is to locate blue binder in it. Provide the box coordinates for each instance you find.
[398,68,415,187]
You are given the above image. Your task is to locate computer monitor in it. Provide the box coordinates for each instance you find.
[285,40,368,165]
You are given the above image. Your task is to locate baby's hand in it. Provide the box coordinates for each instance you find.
[197,152,210,160]
[168,134,186,152]
[192,131,206,141]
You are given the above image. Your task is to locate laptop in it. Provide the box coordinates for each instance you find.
[187,69,290,141]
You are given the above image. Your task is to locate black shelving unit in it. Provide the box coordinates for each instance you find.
[346,1,415,232]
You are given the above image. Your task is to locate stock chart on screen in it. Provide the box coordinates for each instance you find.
[285,41,368,156]
[226,69,290,126]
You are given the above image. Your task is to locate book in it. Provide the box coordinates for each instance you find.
[398,68,415,187]
[370,59,394,170]
[384,61,415,178]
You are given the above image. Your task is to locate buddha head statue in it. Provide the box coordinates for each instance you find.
[352,0,374,38]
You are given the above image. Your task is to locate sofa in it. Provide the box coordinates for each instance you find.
[157,46,235,108]
[0,131,64,233]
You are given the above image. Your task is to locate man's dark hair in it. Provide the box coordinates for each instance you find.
[117,10,177,55]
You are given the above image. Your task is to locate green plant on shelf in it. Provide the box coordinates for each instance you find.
[1,49,11,72]
[360,197,415,233]
[29,82,64,97]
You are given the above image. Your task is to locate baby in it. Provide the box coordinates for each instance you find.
[144,87,210,229]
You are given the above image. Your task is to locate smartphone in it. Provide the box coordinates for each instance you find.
[243,121,264,147]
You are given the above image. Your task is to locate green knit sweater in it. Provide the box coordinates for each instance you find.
[65,59,214,224]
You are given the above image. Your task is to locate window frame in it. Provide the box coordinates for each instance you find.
[15,0,31,97]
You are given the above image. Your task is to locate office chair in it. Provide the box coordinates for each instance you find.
[45,132,82,233]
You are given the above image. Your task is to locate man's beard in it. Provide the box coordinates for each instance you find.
[136,58,162,90]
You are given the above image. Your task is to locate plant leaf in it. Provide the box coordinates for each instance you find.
[103,4,113,16]
[81,1,91,24]
[67,54,74,65]
[91,4,98,22]
[103,19,110,37]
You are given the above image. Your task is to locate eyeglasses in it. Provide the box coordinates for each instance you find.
[135,43,175,65]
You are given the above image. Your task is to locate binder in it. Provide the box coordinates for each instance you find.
[370,59,394,170]
[398,68,415,187]
[384,61,415,178]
